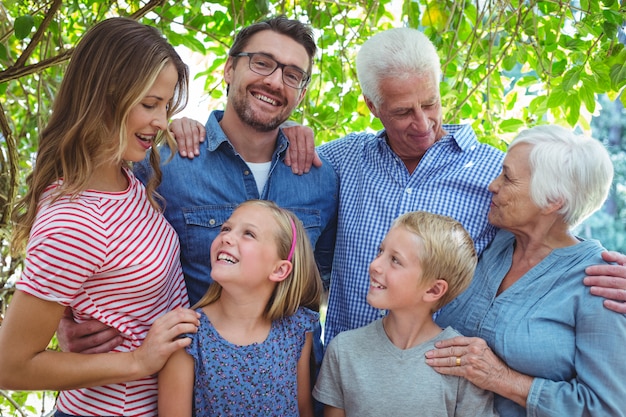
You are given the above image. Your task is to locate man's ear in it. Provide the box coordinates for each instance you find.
[423,279,448,303]
[224,56,235,85]
[296,87,307,105]
[269,260,293,283]
[364,95,380,118]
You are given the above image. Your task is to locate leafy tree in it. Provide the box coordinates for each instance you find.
[0,0,625,414]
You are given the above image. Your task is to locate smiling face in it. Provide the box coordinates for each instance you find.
[122,63,178,162]
[367,226,434,312]
[210,204,285,288]
[488,143,542,232]
[366,72,445,173]
[224,30,308,132]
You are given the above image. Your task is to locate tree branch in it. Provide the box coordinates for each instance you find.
[14,0,63,68]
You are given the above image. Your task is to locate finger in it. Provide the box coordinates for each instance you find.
[433,335,471,349]
[170,117,199,159]
[584,265,626,284]
[602,299,626,314]
[65,328,123,354]
[583,274,626,290]
[601,250,626,265]
[299,129,315,174]
[312,152,323,168]
[81,334,125,354]
[285,143,296,170]
[192,121,205,156]
[156,308,201,333]
[179,118,200,159]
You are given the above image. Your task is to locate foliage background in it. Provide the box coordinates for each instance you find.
[1,0,625,414]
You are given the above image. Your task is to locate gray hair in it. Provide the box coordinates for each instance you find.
[510,125,614,228]
[355,28,441,108]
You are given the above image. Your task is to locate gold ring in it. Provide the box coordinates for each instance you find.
[456,356,461,366]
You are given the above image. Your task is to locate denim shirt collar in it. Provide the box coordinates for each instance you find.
[204,110,289,160]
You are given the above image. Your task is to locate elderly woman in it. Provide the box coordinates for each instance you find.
[425,125,626,416]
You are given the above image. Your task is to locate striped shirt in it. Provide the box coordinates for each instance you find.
[17,168,189,416]
[318,124,505,344]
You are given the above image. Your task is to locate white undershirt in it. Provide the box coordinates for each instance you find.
[247,161,272,195]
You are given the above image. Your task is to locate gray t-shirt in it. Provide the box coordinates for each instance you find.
[313,320,499,417]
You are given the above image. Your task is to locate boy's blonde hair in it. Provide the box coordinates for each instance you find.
[392,211,477,311]
[194,200,322,320]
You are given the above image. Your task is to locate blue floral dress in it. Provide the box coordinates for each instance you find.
[187,306,319,416]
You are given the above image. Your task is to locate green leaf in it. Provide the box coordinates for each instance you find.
[565,94,581,126]
[562,69,581,91]
[499,118,525,133]
[610,63,626,90]
[547,90,567,108]
[14,14,35,39]
[579,83,596,113]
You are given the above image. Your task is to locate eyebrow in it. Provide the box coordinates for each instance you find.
[253,51,307,72]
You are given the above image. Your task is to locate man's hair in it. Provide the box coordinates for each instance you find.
[509,125,614,228]
[391,211,476,312]
[229,15,316,75]
[356,28,441,108]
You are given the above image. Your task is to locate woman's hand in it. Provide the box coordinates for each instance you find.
[170,117,205,159]
[132,307,200,376]
[425,335,532,407]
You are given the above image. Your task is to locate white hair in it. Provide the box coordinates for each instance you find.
[509,125,614,227]
[355,28,442,108]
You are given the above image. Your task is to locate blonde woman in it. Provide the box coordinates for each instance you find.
[0,17,199,417]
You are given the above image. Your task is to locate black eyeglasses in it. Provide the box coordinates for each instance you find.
[232,52,310,89]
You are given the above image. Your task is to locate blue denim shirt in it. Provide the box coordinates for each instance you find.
[436,230,626,417]
[134,110,338,306]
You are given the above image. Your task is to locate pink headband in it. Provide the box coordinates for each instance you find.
[287,217,297,262]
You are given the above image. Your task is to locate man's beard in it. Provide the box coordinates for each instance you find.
[231,88,290,132]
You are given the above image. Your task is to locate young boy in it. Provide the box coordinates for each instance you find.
[313,211,499,417]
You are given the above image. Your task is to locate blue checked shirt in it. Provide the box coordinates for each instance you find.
[318,124,505,344]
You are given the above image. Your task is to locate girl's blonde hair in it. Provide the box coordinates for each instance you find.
[392,211,477,312]
[194,200,322,321]
[11,17,189,254]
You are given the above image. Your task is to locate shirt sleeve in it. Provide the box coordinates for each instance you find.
[17,210,106,304]
[455,378,500,417]
[312,336,345,409]
[525,296,626,417]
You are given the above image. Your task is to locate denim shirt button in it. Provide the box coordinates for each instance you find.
[244,170,251,175]
[209,219,216,226]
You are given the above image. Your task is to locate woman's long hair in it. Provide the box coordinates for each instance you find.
[11,17,189,254]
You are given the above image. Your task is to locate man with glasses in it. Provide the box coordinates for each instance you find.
[57,16,337,380]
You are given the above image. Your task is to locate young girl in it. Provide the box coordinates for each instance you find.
[158,199,322,417]
[0,18,199,417]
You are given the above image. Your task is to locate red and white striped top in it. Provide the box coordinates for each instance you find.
[17,168,189,416]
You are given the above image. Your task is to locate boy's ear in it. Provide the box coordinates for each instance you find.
[269,260,293,283]
[423,279,448,303]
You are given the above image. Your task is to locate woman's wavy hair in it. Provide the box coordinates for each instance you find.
[194,200,322,321]
[11,17,189,254]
